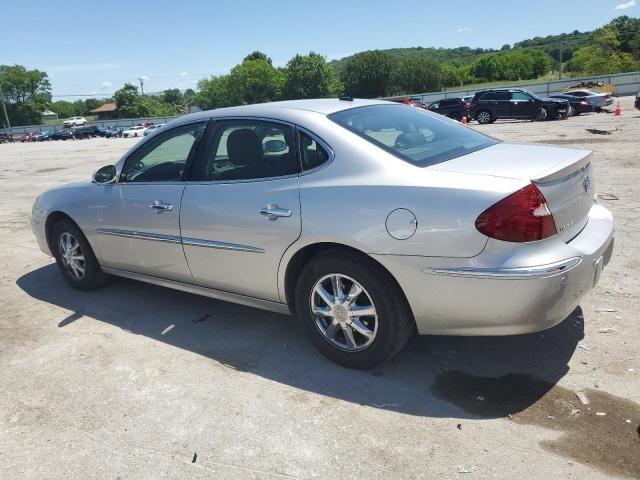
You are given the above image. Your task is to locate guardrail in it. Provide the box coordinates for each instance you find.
[2,115,182,136]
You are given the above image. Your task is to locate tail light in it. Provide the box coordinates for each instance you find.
[475,184,557,242]
[463,103,471,110]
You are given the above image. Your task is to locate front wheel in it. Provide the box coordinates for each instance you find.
[535,107,548,121]
[295,251,414,369]
[567,105,576,117]
[52,219,109,290]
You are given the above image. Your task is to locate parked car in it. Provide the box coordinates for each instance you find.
[635,91,640,110]
[549,94,595,116]
[19,132,36,142]
[144,123,165,136]
[122,126,147,138]
[72,125,108,139]
[563,90,614,110]
[468,88,569,124]
[0,132,13,143]
[31,131,51,141]
[105,126,125,138]
[31,99,614,368]
[50,129,76,141]
[63,116,87,127]
[427,98,468,121]
[36,131,55,141]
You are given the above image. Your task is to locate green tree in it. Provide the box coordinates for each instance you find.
[161,88,184,105]
[283,52,338,99]
[51,100,83,118]
[227,58,284,104]
[568,26,640,74]
[114,83,152,118]
[0,64,51,126]
[196,75,234,110]
[394,58,441,94]
[84,98,103,114]
[244,51,273,65]
[340,50,398,98]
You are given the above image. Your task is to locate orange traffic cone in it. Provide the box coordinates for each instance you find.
[461,116,468,125]
[615,101,621,116]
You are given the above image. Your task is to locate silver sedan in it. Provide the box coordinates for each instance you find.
[31,99,614,368]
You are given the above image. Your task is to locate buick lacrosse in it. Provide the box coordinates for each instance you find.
[31,99,614,368]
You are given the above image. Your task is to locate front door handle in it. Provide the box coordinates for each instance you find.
[260,203,292,221]
[149,200,173,213]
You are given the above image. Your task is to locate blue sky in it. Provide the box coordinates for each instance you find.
[1,0,637,99]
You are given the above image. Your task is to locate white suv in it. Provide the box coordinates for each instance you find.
[63,116,87,127]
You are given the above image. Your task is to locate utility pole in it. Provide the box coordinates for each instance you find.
[0,82,11,134]
[559,34,564,81]
[138,77,145,96]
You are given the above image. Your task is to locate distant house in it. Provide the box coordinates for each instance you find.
[90,103,117,120]
[41,110,58,121]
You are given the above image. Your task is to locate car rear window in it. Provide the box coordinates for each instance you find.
[328,104,498,167]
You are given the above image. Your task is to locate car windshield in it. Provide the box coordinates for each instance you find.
[526,91,544,101]
[329,104,499,167]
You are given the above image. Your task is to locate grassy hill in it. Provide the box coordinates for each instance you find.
[328,30,591,75]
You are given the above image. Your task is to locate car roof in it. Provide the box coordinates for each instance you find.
[177,98,392,122]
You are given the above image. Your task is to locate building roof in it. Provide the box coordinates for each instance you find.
[91,103,117,113]
[41,110,57,115]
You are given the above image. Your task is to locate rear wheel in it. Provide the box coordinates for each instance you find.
[476,110,492,124]
[52,219,109,290]
[568,105,576,117]
[295,251,414,369]
[448,112,461,121]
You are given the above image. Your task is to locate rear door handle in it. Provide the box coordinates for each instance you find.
[149,200,173,213]
[260,203,292,221]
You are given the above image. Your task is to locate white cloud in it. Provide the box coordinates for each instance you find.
[100,81,112,89]
[615,0,636,9]
[179,71,189,77]
[192,79,198,84]
[456,27,470,33]
[141,75,151,81]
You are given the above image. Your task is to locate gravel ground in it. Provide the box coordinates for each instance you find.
[0,97,638,480]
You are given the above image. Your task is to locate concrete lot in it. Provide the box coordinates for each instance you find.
[1,97,638,479]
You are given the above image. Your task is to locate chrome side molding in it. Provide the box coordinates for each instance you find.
[96,229,264,253]
[96,228,181,244]
[423,257,582,279]
[181,237,264,253]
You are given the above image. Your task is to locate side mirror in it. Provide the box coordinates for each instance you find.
[93,165,117,184]
[264,139,287,153]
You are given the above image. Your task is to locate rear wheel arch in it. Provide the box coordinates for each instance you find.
[283,242,412,318]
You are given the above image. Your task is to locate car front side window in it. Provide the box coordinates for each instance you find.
[120,122,205,183]
[200,120,298,181]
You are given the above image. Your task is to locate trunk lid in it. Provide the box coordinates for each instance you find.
[429,143,596,242]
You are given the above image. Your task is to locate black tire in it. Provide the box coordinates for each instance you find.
[448,112,462,121]
[52,219,109,290]
[295,250,415,369]
[535,107,548,121]
[476,110,493,124]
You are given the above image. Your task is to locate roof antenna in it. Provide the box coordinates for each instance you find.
[339,95,353,101]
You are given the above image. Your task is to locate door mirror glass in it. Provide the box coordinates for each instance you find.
[263,139,287,153]
[93,165,117,184]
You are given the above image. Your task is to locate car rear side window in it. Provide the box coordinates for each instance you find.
[299,131,330,171]
[329,104,498,167]
[200,120,298,181]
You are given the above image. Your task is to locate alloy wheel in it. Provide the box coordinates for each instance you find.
[477,111,491,124]
[310,274,378,352]
[59,232,86,280]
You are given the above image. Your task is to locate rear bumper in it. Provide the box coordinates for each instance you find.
[372,203,614,335]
